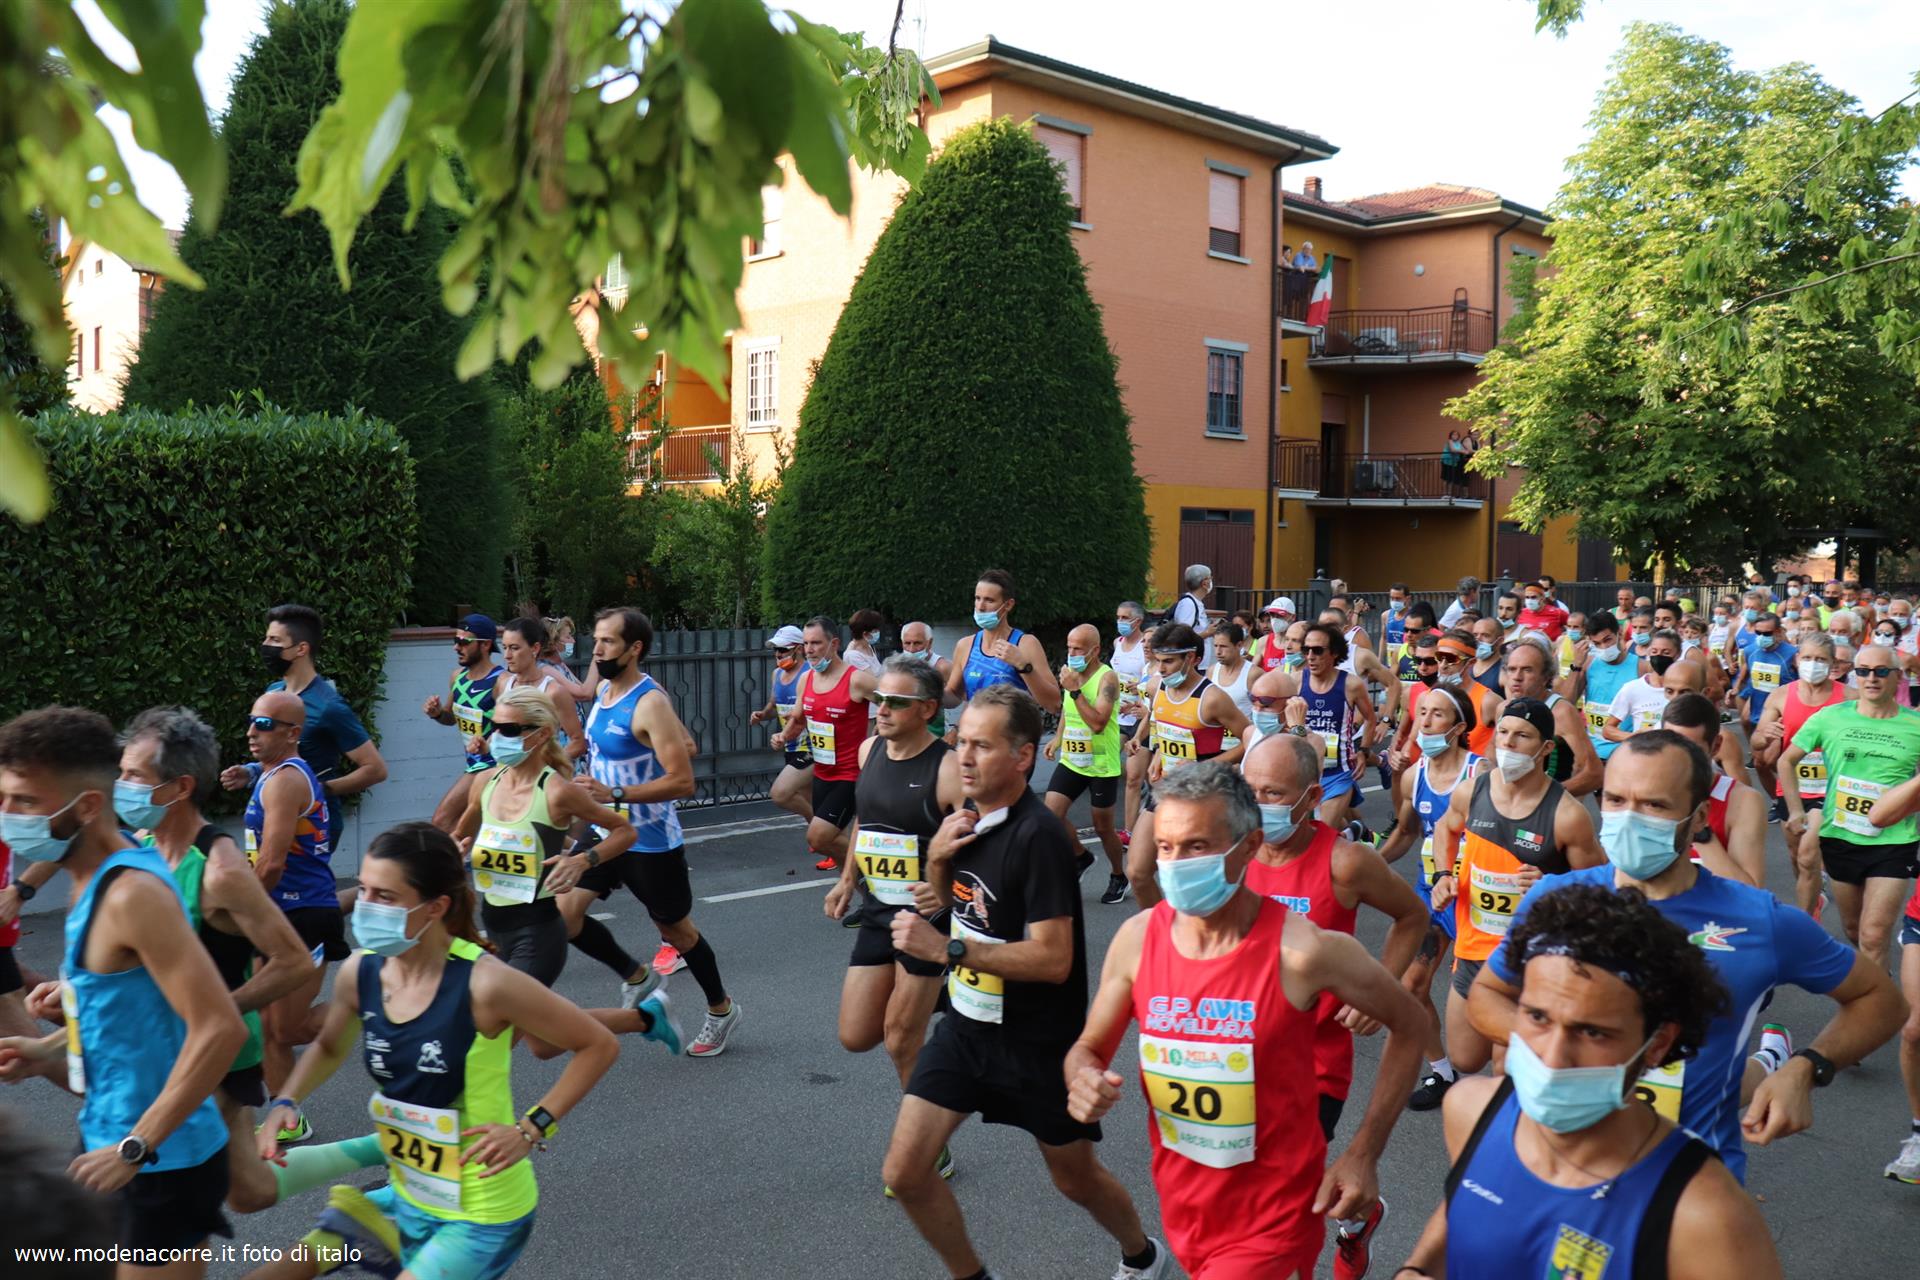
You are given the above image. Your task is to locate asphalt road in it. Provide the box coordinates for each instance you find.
[7,782,1918,1278]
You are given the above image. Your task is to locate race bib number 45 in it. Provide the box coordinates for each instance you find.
[805,718,837,767]
[1139,1033,1256,1169]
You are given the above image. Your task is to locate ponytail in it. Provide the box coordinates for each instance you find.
[363,821,493,954]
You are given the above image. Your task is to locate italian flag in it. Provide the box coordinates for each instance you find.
[1305,256,1334,328]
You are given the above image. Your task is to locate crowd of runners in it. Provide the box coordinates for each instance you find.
[2,566,1918,1279]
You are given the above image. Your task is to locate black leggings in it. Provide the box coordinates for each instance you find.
[482,900,569,987]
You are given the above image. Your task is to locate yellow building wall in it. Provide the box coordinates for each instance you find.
[1143,482,1273,602]
[1539,513,1581,582]
[1312,507,1489,590]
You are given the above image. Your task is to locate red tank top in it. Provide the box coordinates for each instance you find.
[799,666,870,782]
[1133,899,1326,1271]
[1704,772,1735,853]
[1776,680,1845,798]
[1240,821,1360,1099]
[1256,633,1288,673]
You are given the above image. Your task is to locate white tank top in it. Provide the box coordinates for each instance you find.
[1110,635,1150,724]
[1210,659,1255,724]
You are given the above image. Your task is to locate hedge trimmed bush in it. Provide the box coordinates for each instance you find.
[0,403,416,774]
[763,117,1149,628]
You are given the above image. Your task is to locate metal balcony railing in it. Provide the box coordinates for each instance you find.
[630,425,731,485]
[1316,450,1487,502]
[1278,267,1316,324]
[1270,438,1321,492]
[1314,305,1494,360]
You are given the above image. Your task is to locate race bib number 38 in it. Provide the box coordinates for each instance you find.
[369,1093,462,1212]
[854,829,920,907]
[1139,1033,1256,1168]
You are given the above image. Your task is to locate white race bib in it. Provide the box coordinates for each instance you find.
[1062,733,1094,771]
[805,718,837,767]
[947,917,1004,1024]
[370,1093,463,1212]
[472,823,544,905]
[1156,722,1196,767]
[1833,774,1886,837]
[1750,662,1782,692]
[453,703,486,738]
[1467,862,1527,938]
[854,829,920,907]
[61,978,84,1094]
[1139,1033,1256,1168]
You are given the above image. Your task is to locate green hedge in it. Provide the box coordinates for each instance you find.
[1,403,416,774]
[763,117,1149,629]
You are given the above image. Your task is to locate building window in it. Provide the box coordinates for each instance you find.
[1205,344,1244,436]
[748,184,783,259]
[1035,121,1086,223]
[604,255,628,292]
[1280,358,1290,391]
[93,326,102,373]
[1208,169,1243,257]
[744,340,780,430]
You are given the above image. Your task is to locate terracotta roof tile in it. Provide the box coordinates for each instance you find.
[1286,182,1513,223]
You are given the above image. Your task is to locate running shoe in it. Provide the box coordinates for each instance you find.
[814,855,837,870]
[274,1109,313,1145]
[638,991,683,1056]
[1116,828,1131,848]
[619,964,661,1010]
[841,909,864,929]
[308,1185,402,1278]
[652,943,686,976]
[1409,1070,1454,1112]
[1111,1237,1170,1279]
[687,1002,742,1058]
[1075,848,1097,880]
[1884,1133,1920,1184]
[1757,1021,1792,1070]
[1101,874,1129,905]
[1334,1198,1388,1280]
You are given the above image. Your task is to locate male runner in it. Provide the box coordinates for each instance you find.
[1468,616,1505,694]
[1571,610,1640,765]
[1240,735,1428,1277]
[249,604,388,855]
[573,607,741,1054]
[747,625,816,832]
[1518,580,1567,640]
[1297,623,1377,835]
[1661,693,1770,887]
[899,620,958,738]
[825,656,962,1169]
[1601,628,1682,742]
[0,706,246,1274]
[1438,576,1479,629]
[1402,884,1782,1280]
[1065,761,1425,1280]
[1469,732,1903,1184]
[241,691,343,1104]
[421,614,505,832]
[1043,623,1129,904]
[883,687,1170,1280]
[1170,564,1213,632]
[1382,582,1413,661]
[122,706,310,1212]
[946,569,1062,714]
[1865,768,1920,1179]
[1781,643,1920,967]
[1503,635,1600,796]
[1430,699,1605,1076]
[776,617,879,873]
[1729,611,1795,800]
[1753,630,1851,892]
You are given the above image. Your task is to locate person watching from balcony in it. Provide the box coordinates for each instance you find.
[1292,241,1319,271]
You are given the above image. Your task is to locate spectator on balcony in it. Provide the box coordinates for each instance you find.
[1290,241,1319,271]
[1281,242,1294,267]
[1170,565,1214,633]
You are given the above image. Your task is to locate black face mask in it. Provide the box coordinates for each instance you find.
[1648,654,1676,676]
[261,644,293,677]
[595,655,627,681]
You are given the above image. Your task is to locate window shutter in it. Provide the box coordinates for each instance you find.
[1209,171,1241,233]
[1036,126,1084,217]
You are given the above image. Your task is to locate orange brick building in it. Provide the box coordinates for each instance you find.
[594,39,1605,596]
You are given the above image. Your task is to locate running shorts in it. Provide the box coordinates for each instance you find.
[1045,763,1120,810]
[847,908,949,979]
[906,1018,1099,1147]
[283,906,349,963]
[1819,836,1919,885]
[810,777,858,830]
[575,848,695,925]
[119,1147,231,1252]
[366,1184,534,1280]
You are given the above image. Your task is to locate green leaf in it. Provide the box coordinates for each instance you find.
[0,411,51,523]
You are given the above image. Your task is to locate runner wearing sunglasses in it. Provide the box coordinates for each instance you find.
[747,626,818,837]
[422,614,506,834]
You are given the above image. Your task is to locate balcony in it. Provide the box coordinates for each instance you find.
[629,425,732,485]
[1304,450,1486,508]
[1278,267,1317,330]
[1270,438,1321,497]
[1308,304,1494,370]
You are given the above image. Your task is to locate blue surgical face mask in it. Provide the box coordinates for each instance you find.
[1476,641,1495,660]
[1633,631,1651,648]
[559,641,574,659]
[1507,1026,1657,1134]
[113,779,175,831]
[1163,667,1189,689]
[809,656,831,673]
[1752,634,1777,651]
[1567,628,1584,643]
[1066,654,1088,672]
[1524,597,1542,611]
[1252,709,1283,737]
[490,730,531,767]
[1282,654,1304,671]
[1390,598,1407,613]
[973,609,1001,630]
[1500,616,1518,631]
[1117,620,1134,637]
[1742,608,1760,623]
[1600,807,1683,880]
[1417,730,1455,756]
[1259,796,1308,844]
[0,793,88,863]
[1156,850,1242,916]
[866,631,881,647]
[350,898,429,957]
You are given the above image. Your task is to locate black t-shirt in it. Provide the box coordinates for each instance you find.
[946,789,1087,1048]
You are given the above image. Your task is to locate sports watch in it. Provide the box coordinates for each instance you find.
[946,938,968,964]
[523,1104,558,1139]
[1792,1047,1835,1087]
[117,1134,158,1167]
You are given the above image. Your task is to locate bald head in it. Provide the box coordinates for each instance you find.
[1250,667,1297,702]
[1068,623,1101,651]
[252,691,306,726]
[1242,731,1319,796]
[247,690,306,766]
[1661,660,1705,697]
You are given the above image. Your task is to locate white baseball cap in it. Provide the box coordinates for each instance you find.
[1263,596,1296,617]
[768,625,805,648]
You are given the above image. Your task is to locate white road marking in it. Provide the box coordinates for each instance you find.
[590,913,616,921]
[683,815,806,845]
[702,877,840,903]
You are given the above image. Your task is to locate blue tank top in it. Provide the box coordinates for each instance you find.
[1584,654,1641,761]
[245,757,335,911]
[962,628,1031,700]
[1734,636,1795,723]
[63,847,227,1171]
[1413,753,1481,889]
[1447,1080,1713,1280]
[1300,669,1352,775]
[587,674,686,853]
[771,665,812,764]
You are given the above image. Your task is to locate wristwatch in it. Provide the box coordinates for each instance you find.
[13,881,34,902]
[1017,662,1034,675]
[523,1104,558,1139]
[1286,725,1308,738]
[610,785,626,804]
[1792,1047,1836,1087]
[584,848,601,868]
[946,938,968,965]
[117,1134,158,1167]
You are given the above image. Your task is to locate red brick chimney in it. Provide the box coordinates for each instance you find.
[1304,176,1323,200]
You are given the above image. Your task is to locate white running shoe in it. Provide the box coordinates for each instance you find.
[619,965,661,1011]
[1884,1133,1920,1184]
[687,1002,742,1058]
[1111,1237,1170,1279]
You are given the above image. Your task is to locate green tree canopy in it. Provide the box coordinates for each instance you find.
[1451,23,1920,573]
[124,0,502,622]
[764,117,1150,627]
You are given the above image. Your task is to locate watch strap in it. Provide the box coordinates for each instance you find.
[947,937,968,963]
[14,881,34,902]
[524,1104,558,1138]
[584,848,601,868]
[1791,1047,1835,1086]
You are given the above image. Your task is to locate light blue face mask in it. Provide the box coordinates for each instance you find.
[1390,598,1407,613]
[809,656,831,673]
[973,609,1001,630]
[1117,620,1134,637]
[1476,641,1495,660]
[866,631,881,647]
[1066,654,1088,672]
[490,730,531,767]
[1507,1026,1657,1134]
[1156,849,1242,916]
[1162,667,1189,689]
[1567,628,1584,643]
[1600,807,1683,880]
[558,641,574,659]
[1416,730,1455,756]
[1252,709,1283,737]
[1742,608,1760,623]
[1259,796,1308,844]
[1500,616,1518,631]
[1752,634,1777,652]
[1633,632,1651,648]
[349,899,429,957]
[113,779,175,831]
[0,793,87,863]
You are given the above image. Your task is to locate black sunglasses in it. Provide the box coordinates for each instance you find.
[491,721,537,737]
[1857,665,1899,679]
[1414,656,1440,667]
[1302,645,1328,655]
[248,715,297,732]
